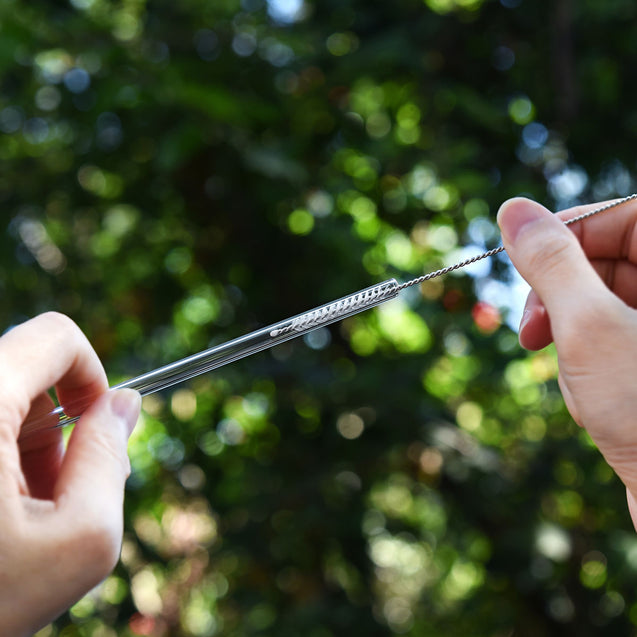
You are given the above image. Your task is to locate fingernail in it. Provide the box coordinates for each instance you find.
[110,389,141,437]
[497,198,548,244]
[519,308,531,335]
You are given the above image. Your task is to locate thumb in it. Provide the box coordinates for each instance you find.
[497,197,613,343]
[24,389,141,623]
[53,388,141,576]
[56,388,140,504]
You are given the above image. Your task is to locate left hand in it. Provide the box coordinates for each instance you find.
[0,312,141,636]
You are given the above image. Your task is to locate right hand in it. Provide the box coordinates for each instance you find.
[497,197,637,528]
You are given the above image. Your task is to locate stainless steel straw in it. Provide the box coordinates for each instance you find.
[20,194,637,437]
[21,279,400,436]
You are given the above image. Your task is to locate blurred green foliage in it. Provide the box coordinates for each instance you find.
[2,0,637,635]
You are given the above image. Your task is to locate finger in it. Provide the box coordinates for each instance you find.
[512,261,637,351]
[56,388,140,510]
[0,313,107,439]
[593,259,637,307]
[497,198,624,348]
[19,393,64,500]
[53,389,140,583]
[518,290,553,351]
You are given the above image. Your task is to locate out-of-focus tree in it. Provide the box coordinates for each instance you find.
[2,0,637,635]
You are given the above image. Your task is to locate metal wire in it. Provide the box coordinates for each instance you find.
[397,193,637,291]
[396,246,506,291]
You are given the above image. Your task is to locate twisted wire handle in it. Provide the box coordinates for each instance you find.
[398,194,637,291]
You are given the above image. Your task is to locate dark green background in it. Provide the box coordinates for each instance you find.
[2,0,637,635]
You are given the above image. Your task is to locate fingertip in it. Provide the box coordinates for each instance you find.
[109,389,141,439]
[496,196,531,224]
[518,303,553,351]
[20,429,65,500]
[496,197,551,245]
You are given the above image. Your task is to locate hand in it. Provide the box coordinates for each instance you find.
[497,197,637,528]
[0,312,141,636]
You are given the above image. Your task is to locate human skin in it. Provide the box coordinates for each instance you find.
[497,197,637,528]
[0,312,141,636]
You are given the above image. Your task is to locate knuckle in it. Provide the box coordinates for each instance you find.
[35,312,91,357]
[38,311,81,339]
